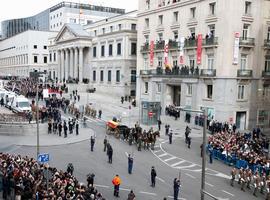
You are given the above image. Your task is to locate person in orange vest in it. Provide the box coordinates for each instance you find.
[112,174,122,197]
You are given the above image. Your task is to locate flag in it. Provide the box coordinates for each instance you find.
[164,40,169,67]
[179,37,185,65]
[196,34,203,65]
[150,41,154,67]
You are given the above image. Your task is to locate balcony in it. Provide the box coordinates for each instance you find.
[262,71,270,78]
[237,69,253,78]
[155,40,165,50]
[200,69,216,77]
[140,43,149,52]
[168,40,178,49]
[239,37,255,47]
[203,37,218,46]
[264,39,270,49]
[184,38,197,48]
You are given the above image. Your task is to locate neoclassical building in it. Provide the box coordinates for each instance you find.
[49,11,138,97]
[136,0,270,131]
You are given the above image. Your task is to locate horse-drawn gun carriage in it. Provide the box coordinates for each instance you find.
[106,120,129,139]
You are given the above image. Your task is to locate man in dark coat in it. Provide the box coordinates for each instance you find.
[151,166,157,187]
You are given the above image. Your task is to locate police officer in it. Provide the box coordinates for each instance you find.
[173,178,181,200]
[75,121,79,135]
[103,136,108,152]
[151,166,157,187]
[169,130,173,144]
[90,136,95,152]
[58,122,62,137]
[63,121,68,138]
[137,136,142,151]
[128,154,133,174]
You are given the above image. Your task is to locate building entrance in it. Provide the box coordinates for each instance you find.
[236,111,247,130]
[172,85,181,106]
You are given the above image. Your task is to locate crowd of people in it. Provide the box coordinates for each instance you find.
[0,153,105,200]
[165,105,180,120]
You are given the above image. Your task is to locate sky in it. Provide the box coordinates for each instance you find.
[0,0,138,22]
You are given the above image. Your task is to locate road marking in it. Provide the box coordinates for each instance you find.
[185,173,196,179]
[158,138,165,142]
[205,182,214,187]
[156,176,165,183]
[176,163,196,169]
[95,184,109,188]
[139,191,157,196]
[154,150,161,153]
[222,190,234,196]
[171,160,186,167]
[164,156,177,162]
[167,196,186,200]
[120,188,131,191]
[158,153,168,158]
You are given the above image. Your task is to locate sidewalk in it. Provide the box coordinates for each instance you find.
[64,92,204,138]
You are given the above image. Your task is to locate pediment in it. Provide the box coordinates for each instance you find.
[55,26,77,43]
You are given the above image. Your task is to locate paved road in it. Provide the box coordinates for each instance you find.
[0,117,266,200]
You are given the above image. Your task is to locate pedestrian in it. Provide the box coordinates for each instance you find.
[63,121,68,138]
[127,190,135,200]
[68,119,73,134]
[128,154,133,174]
[0,97,4,106]
[137,136,142,151]
[87,173,95,188]
[75,121,79,135]
[209,147,213,164]
[67,163,74,175]
[107,144,113,163]
[169,130,173,144]
[165,124,170,135]
[230,168,236,187]
[200,144,203,157]
[90,136,95,151]
[173,178,181,200]
[77,95,80,102]
[187,136,191,148]
[150,166,157,187]
[112,174,121,197]
[98,109,102,119]
[158,119,162,131]
[103,136,108,152]
[58,122,62,137]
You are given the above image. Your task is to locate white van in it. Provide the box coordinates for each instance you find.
[11,95,31,113]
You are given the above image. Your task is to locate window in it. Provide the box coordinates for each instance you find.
[156,82,161,93]
[131,43,137,55]
[49,53,52,62]
[257,110,269,127]
[208,24,215,37]
[173,31,178,40]
[189,56,195,68]
[131,70,136,83]
[267,27,270,41]
[116,70,120,82]
[94,30,97,36]
[131,24,136,30]
[187,84,192,95]
[265,56,270,72]
[190,7,196,18]
[146,0,150,9]
[54,53,56,61]
[101,45,105,57]
[109,44,113,56]
[238,85,245,100]
[87,20,93,25]
[158,15,163,25]
[70,18,76,23]
[93,70,96,81]
[118,24,122,31]
[44,56,47,64]
[100,70,104,82]
[173,57,178,67]
[144,82,149,93]
[209,2,216,15]
[102,28,105,34]
[207,54,214,70]
[207,85,213,99]
[93,47,97,57]
[108,70,112,82]
[43,46,47,49]
[144,58,149,69]
[117,43,122,55]
[190,28,195,38]
[158,32,163,41]
[173,11,179,23]
[240,54,247,70]
[245,1,251,15]
[145,18,149,28]
[145,35,149,43]
[110,26,113,32]
[158,57,163,67]
[33,45,37,49]
[242,24,249,39]
[34,56,38,63]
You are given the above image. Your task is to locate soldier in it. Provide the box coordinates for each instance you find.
[137,136,142,151]
[103,136,108,152]
[90,136,95,152]
[266,175,270,200]
[230,168,237,187]
[75,121,79,135]
[63,121,68,138]
[238,168,244,185]
[246,169,252,189]
[261,172,267,194]
[240,169,246,192]
[58,122,62,137]
[253,171,260,196]
[68,118,73,134]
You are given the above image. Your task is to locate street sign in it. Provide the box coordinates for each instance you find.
[38,153,50,163]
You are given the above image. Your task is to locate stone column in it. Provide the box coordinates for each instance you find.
[74,48,78,81]
[65,49,70,80]
[57,50,61,81]
[78,47,83,83]
[61,49,65,82]
[70,48,74,79]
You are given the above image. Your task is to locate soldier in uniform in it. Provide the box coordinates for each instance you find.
[253,172,260,197]
[246,169,252,189]
[137,136,142,151]
[238,168,244,185]
[261,172,267,194]
[266,175,270,200]
[240,169,246,192]
[230,168,237,187]
[63,121,68,138]
[58,121,62,137]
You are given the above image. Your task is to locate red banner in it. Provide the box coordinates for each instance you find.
[164,40,169,67]
[196,34,203,65]
[150,41,154,67]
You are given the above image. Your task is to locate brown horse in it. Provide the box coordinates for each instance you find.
[142,130,160,150]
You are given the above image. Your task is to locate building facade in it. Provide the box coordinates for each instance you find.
[136,0,270,131]
[1,1,125,39]
[48,11,137,97]
[0,30,57,77]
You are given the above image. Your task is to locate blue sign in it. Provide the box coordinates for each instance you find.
[38,153,50,163]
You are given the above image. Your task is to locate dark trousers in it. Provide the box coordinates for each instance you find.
[114,185,119,196]
[108,155,112,163]
[151,177,156,187]
[104,144,107,152]
[91,144,94,151]
[128,164,133,174]
[174,189,179,200]
[169,136,172,144]
[76,128,79,135]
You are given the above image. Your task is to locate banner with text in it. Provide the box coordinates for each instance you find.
[164,40,169,67]
[150,41,154,67]
[196,34,203,65]
[233,32,240,64]
[179,37,185,65]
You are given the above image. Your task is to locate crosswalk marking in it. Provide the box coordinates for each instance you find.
[175,163,196,169]
[154,150,161,153]
[164,157,177,162]
[171,160,185,167]
[158,153,168,158]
